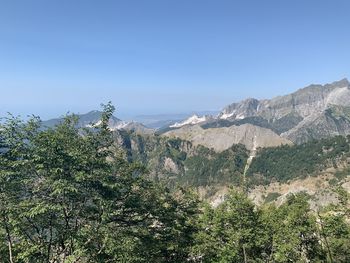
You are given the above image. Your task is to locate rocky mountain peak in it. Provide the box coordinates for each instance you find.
[170,114,209,128]
[330,78,349,87]
[219,78,350,121]
[219,98,260,120]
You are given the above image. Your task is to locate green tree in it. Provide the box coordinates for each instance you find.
[318,213,350,263]
[317,187,350,262]
[191,190,269,263]
[0,103,200,262]
[263,193,325,263]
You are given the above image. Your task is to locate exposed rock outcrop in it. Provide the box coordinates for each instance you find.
[163,123,292,152]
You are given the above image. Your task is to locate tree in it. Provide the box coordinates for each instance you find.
[191,190,269,263]
[317,187,350,263]
[0,103,200,262]
[318,213,350,263]
[263,193,326,263]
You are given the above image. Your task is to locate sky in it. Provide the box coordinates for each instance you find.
[1,0,350,120]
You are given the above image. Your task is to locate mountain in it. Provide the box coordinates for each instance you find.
[219,78,350,120]
[131,113,188,129]
[114,124,350,207]
[132,111,220,129]
[163,123,292,151]
[121,121,155,135]
[215,78,350,143]
[42,110,154,134]
[114,131,249,190]
[158,79,350,146]
[281,105,350,144]
[170,114,212,128]
[34,78,350,206]
[42,110,121,128]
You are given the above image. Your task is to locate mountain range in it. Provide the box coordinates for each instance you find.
[39,78,350,206]
[41,110,154,134]
[42,78,350,150]
[131,111,219,129]
[161,78,350,146]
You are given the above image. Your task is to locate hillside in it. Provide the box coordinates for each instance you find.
[247,135,350,185]
[112,130,350,206]
[162,123,291,151]
[115,131,249,191]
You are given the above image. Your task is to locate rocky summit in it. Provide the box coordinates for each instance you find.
[161,78,350,146]
[217,78,350,143]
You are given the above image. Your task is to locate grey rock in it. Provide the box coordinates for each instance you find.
[219,78,350,143]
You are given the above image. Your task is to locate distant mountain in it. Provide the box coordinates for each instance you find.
[219,78,350,121]
[41,78,350,147]
[164,79,350,144]
[131,114,187,129]
[36,78,350,204]
[170,114,213,128]
[122,121,155,135]
[158,78,350,151]
[216,78,350,143]
[42,110,121,128]
[42,110,154,134]
[132,111,219,129]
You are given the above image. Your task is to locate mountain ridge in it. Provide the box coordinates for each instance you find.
[42,110,154,134]
[163,123,292,151]
[164,78,350,145]
[41,78,350,147]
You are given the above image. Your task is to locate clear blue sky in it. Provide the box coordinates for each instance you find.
[1,0,350,120]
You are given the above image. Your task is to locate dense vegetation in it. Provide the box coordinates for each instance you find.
[247,135,350,185]
[0,105,199,262]
[120,133,248,188]
[1,104,350,262]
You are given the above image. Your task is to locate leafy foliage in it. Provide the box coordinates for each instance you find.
[191,191,333,263]
[262,193,325,262]
[0,104,200,262]
[247,135,350,185]
[191,190,269,263]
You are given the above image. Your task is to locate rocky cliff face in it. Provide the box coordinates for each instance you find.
[219,98,260,120]
[281,105,350,144]
[161,79,350,147]
[220,79,350,120]
[216,78,350,143]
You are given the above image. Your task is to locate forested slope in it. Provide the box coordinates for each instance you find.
[117,132,249,188]
[247,135,350,185]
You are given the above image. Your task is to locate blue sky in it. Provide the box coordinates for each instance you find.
[1,0,350,120]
